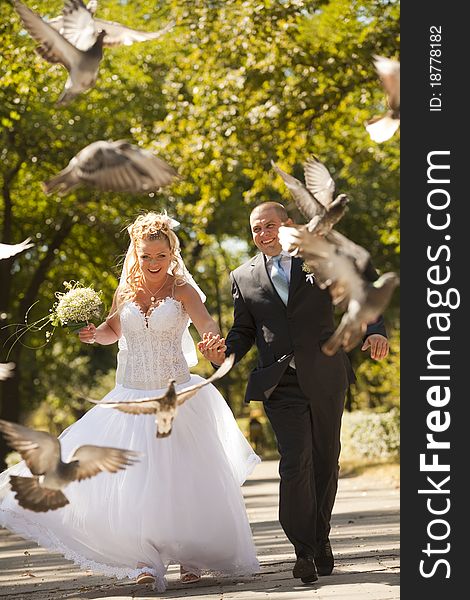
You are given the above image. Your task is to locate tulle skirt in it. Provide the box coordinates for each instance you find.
[0,375,260,591]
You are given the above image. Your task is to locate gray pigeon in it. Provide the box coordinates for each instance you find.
[279,225,369,306]
[272,156,349,236]
[13,0,106,105]
[87,355,235,438]
[366,55,400,143]
[0,363,15,381]
[43,140,179,195]
[0,419,141,512]
[321,272,399,355]
[279,224,371,291]
[278,225,399,353]
[48,0,175,51]
[0,238,34,260]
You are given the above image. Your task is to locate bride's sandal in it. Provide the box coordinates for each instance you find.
[136,572,156,584]
[180,566,201,584]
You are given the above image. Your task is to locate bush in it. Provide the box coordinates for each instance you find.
[341,408,400,463]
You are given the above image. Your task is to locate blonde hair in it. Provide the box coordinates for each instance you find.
[115,212,186,311]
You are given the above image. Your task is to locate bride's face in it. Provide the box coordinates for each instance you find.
[137,238,172,283]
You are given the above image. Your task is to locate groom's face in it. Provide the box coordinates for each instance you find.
[250,206,286,256]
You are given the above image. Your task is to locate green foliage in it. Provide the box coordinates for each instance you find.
[1,0,400,450]
[341,407,400,463]
[350,325,400,410]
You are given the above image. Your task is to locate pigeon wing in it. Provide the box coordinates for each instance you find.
[0,238,34,260]
[365,116,400,143]
[120,143,179,190]
[325,230,371,273]
[0,420,60,475]
[96,18,175,47]
[72,141,147,192]
[68,445,141,481]
[60,0,98,51]
[271,161,322,221]
[13,0,82,69]
[0,363,15,381]
[373,55,400,113]
[303,156,336,208]
[175,354,235,405]
[9,475,69,512]
[87,398,162,414]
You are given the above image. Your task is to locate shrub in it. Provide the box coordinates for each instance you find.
[341,408,400,462]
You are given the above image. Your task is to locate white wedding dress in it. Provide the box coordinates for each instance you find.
[0,298,260,590]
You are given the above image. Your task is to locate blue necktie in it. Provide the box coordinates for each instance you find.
[271,255,289,305]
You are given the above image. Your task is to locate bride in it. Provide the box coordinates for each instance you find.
[0,212,260,591]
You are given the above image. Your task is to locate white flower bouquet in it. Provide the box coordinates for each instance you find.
[49,281,103,332]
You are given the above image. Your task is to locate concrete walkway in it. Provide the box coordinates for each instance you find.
[0,460,399,599]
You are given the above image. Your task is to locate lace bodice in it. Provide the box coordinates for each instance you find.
[116,298,191,390]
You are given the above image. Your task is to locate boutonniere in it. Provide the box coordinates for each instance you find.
[301,262,315,285]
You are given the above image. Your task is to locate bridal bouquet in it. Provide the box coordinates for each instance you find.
[4,281,103,355]
[48,281,104,333]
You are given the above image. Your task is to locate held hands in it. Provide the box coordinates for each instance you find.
[78,323,97,345]
[197,332,227,366]
[361,334,389,360]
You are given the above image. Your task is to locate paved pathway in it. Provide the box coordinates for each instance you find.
[0,460,399,599]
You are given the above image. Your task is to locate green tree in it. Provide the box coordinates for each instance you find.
[1,0,399,465]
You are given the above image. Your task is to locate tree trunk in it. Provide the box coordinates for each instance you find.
[0,364,21,469]
[0,216,75,465]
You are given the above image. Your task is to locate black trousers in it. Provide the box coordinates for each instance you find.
[263,367,346,558]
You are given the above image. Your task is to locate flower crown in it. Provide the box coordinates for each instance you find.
[128,213,179,243]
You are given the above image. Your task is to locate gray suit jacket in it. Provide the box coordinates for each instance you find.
[225,253,386,403]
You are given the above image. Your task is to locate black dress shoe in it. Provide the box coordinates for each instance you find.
[292,556,318,583]
[315,538,334,576]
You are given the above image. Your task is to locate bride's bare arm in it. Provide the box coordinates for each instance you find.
[175,283,223,340]
[78,290,122,345]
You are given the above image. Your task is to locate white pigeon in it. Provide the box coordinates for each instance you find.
[87,355,235,438]
[43,140,180,195]
[13,0,106,105]
[48,0,175,51]
[366,55,400,143]
[321,272,399,355]
[0,419,141,512]
[0,238,34,260]
[0,363,15,381]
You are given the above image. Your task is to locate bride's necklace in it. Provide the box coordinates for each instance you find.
[140,274,169,305]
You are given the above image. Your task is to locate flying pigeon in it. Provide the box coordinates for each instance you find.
[272,156,349,236]
[0,238,34,260]
[87,355,235,438]
[43,140,180,195]
[278,225,399,353]
[279,225,369,305]
[0,419,141,512]
[0,363,15,381]
[12,0,106,105]
[48,0,175,51]
[366,55,400,143]
[321,272,399,355]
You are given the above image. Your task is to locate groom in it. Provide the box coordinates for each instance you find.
[200,202,389,583]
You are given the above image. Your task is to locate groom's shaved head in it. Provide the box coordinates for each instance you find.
[250,202,288,222]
